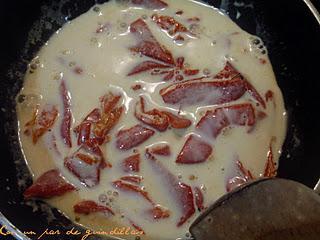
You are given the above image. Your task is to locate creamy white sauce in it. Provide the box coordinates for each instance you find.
[16,0,287,239]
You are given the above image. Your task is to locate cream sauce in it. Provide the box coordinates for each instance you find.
[16,0,287,239]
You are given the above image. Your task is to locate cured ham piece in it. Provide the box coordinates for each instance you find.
[161,111,192,129]
[214,61,241,80]
[176,135,213,164]
[60,81,73,147]
[24,104,58,144]
[74,200,114,215]
[64,144,107,187]
[226,143,277,192]
[113,180,154,204]
[148,206,170,220]
[148,144,171,156]
[197,103,256,139]
[160,78,247,106]
[74,93,123,146]
[263,144,277,178]
[160,62,266,108]
[122,154,141,172]
[194,187,205,211]
[129,19,174,65]
[214,62,266,108]
[131,0,168,9]
[116,124,155,150]
[24,169,75,199]
[128,61,171,76]
[152,14,190,36]
[128,18,200,82]
[135,96,169,132]
[135,97,192,131]
[226,160,254,193]
[120,175,143,184]
[146,151,195,226]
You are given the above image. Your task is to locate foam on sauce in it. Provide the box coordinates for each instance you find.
[16,0,287,239]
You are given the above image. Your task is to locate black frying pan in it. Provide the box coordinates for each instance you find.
[1,0,320,239]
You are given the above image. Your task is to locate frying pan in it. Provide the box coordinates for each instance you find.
[0,0,319,239]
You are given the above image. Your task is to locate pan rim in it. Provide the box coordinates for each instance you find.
[0,212,32,240]
[303,0,320,24]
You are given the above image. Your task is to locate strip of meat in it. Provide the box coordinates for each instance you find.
[94,93,123,144]
[148,144,171,156]
[74,200,114,215]
[244,80,266,108]
[113,180,154,204]
[160,62,266,108]
[129,19,174,65]
[226,160,254,193]
[148,206,170,220]
[237,160,255,180]
[226,176,248,192]
[176,135,213,164]
[197,107,229,139]
[128,61,171,76]
[263,144,277,177]
[128,219,145,234]
[160,77,247,106]
[24,106,38,136]
[75,120,92,146]
[135,97,191,131]
[60,80,73,147]
[215,62,266,108]
[93,106,124,145]
[135,96,169,132]
[214,61,241,80]
[24,104,58,144]
[176,57,184,69]
[152,14,189,36]
[163,69,175,81]
[49,133,61,156]
[183,69,200,76]
[122,154,141,172]
[146,151,195,226]
[194,187,205,211]
[187,17,200,22]
[196,103,256,139]
[226,103,256,127]
[131,0,168,9]
[86,141,112,169]
[120,175,143,184]
[74,93,123,146]
[227,141,277,192]
[132,84,142,91]
[75,109,101,131]
[116,124,155,150]
[161,111,192,129]
[265,90,274,102]
[24,169,75,199]
[101,93,122,115]
[64,144,106,187]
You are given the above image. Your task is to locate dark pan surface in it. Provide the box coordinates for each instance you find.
[0,0,320,239]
